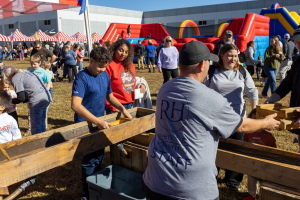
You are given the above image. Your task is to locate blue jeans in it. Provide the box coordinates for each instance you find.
[256,68,261,80]
[105,103,133,114]
[85,51,88,57]
[19,51,23,59]
[79,62,83,71]
[262,65,278,96]
[63,63,68,78]
[45,88,53,119]
[29,103,49,135]
[81,147,105,197]
[2,52,6,59]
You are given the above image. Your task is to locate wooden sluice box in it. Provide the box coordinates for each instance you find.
[256,103,300,130]
[111,130,300,200]
[0,107,155,199]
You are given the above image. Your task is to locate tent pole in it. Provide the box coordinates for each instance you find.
[84,0,92,61]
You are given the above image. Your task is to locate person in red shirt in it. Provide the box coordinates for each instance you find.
[105,39,146,114]
[243,108,277,200]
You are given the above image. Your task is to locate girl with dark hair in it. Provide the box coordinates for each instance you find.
[205,43,258,190]
[105,39,145,113]
[245,41,258,77]
[261,36,284,97]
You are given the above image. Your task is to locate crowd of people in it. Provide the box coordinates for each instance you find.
[0,24,299,200]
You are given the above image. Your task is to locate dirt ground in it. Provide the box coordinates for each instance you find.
[2,58,298,200]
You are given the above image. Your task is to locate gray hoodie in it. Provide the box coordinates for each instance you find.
[245,47,258,66]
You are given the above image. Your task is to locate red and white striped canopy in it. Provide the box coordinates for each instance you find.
[0,0,80,19]
[72,32,86,41]
[29,30,56,41]
[0,34,11,42]
[52,31,76,41]
[91,32,102,42]
[9,29,35,41]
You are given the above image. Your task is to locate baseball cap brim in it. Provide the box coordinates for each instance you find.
[210,53,219,63]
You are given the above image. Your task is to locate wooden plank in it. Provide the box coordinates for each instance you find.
[0,187,8,195]
[124,143,148,173]
[0,108,146,162]
[261,181,300,196]
[256,108,284,120]
[127,133,155,147]
[260,184,300,200]
[219,137,300,164]
[110,142,148,173]
[257,103,282,110]
[216,149,300,190]
[0,111,155,187]
[280,119,300,130]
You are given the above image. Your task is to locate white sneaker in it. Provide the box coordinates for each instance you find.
[81,197,87,200]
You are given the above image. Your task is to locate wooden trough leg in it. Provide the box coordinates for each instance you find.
[0,187,9,200]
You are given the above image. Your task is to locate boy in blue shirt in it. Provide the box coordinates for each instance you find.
[27,54,51,91]
[71,47,132,200]
[145,40,157,73]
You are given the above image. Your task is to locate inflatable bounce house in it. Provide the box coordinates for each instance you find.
[100,3,300,62]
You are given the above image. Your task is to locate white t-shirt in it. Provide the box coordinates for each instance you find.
[7,90,17,113]
[0,113,21,144]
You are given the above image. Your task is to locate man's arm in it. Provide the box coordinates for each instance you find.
[71,96,112,129]
[106,93,132,118]
[236,113,280,133]
[50,55,56,63]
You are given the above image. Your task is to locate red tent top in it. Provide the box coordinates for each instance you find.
[0,0,80,19]
[52,31,76,41]
[91,32,102,42]
[0,34,11,42]
[9,29,35,41]
[72,32,86,41]
[29,30,56,41]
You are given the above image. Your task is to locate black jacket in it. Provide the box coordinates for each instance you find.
[213,40,225,55]
[135,44,145,56]
[275,56,300,134]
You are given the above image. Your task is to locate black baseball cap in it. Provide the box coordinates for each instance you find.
[179,41,219,65]
[292,25,300,41]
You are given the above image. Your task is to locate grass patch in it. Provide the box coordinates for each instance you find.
[3,58,298,200]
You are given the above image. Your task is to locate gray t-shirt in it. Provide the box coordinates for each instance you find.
[143,76,242,200]
[12,72,52,107]
[205,68,258,117]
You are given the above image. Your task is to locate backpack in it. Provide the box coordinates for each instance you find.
[238,52,247,63]
[53,46,61,55]
[156,44,164,57]
[208,65,247,83]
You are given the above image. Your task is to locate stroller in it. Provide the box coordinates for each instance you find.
[51,57,62,82]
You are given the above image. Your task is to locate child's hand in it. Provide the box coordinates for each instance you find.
[95,119,113,130]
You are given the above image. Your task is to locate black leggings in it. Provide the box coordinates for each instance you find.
[246,65,254,76]
[221,132,244,188]
[8,111,18,127]
[66,64,77,82]
[162,68,179,84]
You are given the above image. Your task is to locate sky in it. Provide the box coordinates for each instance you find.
[89,0,256,12]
